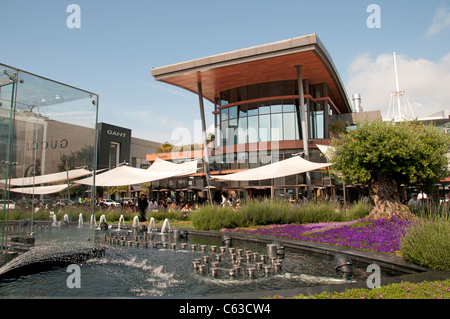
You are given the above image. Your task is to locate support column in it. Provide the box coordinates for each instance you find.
[295,65,312,198]
[197,81,213,204]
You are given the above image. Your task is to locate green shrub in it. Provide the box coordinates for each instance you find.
[268,280,450,299]
[345,200,371,220]
[400,219,450,271]
[190,199,371,230]
[148,210,185,222]
[191,205,235,230]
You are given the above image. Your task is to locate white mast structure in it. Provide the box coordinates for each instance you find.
[386,52,415,122]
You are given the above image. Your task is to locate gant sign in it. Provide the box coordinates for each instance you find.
[106,129,127,138]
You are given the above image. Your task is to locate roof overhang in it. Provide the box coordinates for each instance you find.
[151,34,352,114]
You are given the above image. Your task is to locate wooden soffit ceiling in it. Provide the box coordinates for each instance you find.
[152,34,351,113]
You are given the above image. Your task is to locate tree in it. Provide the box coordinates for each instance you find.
[330,120,450,220]
[156,141,174,153]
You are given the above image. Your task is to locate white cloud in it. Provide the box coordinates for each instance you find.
[426,5,450,36]
[346,52,450,119]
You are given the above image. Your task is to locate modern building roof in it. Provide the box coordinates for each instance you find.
[151,33,352,114]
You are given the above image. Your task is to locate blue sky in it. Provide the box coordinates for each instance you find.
[2,0,450,143]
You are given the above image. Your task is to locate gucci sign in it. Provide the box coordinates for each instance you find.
[28,139,69,150]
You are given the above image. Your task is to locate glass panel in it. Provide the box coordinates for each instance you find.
[283,113,297,141]
[247,103,258,116]
[221,120,228,146]
[228,106,237,119]
[247,116,258,143]
[283,104,295,112]
[227,153,237,169]
[237,117,247,144]
[249,151,258,168]
[220,108,228,121]
[315,110,324,139]
[237,152,248,169]
[271,113,283,141]
[272,101,282,113]
[259,114,270,142]
[259,149,271,165]
[228,119,238,145]
[239,104,248,117]
[220,91,229,106]
[0,64,98,285]
[259,103,270,115]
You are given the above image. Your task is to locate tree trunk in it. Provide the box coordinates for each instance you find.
[369,175,416,220]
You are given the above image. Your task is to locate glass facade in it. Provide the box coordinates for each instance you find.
[1,64,98,260]
[217,98,301,147]
[210,79,334,199]
[215,80,332,148]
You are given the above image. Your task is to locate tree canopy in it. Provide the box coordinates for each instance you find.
[330,119,450,219]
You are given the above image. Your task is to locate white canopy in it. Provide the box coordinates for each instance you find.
[3,168,92,187]
[75,158,198,187]
[8,184,70,195]
[211,156,331,181]
[316,144,335,161]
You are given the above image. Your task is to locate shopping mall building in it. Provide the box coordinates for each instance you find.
[148,34,381,203]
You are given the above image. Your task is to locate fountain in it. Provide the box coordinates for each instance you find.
[160,218,170,234]
[132,215,139,227]
[90,214,96,228]
[117,215,125,231]
[77,213,84,228]
[0,217,410,297]
[147,217,157,233]
[97,215,109,230]
[0,240,106,281]
[51,213,57,227]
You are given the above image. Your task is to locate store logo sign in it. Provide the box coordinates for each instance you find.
[107,130,127,138]
[28,139,69,150]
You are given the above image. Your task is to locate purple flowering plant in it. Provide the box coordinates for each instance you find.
[225,217,414,254]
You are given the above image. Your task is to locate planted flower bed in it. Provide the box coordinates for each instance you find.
[225,217,415,254]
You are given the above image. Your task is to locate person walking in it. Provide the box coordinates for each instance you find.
[138,194,149,222]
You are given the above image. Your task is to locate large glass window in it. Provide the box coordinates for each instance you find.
[220,107,228,121]
[247,116,258,143]
[237,116,247,144]
[217,80,330,147]
[259,114,270,142]
[283,113,297,141]
[228,106,238,119]
[271,113,283,141]
[221,120,228,146]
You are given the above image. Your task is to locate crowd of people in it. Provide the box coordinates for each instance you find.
[407,191,450,208]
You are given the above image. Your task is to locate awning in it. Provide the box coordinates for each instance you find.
[8,184,70,195]
[316,144,334,161]
[211,156,331,181]
[75,158,198,187]
[2,168,92,187]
